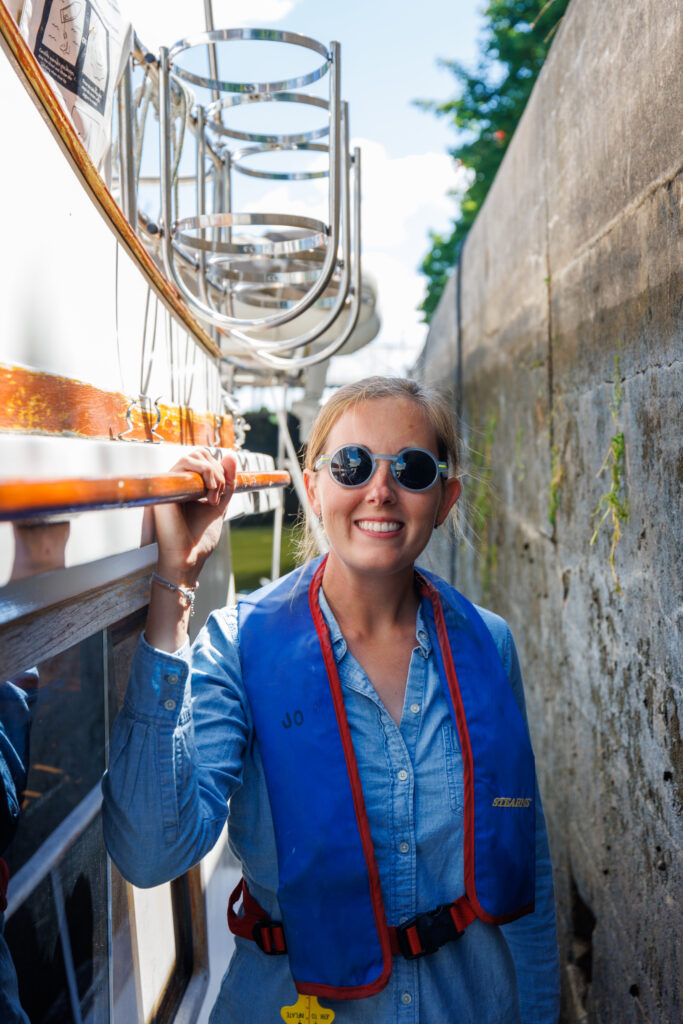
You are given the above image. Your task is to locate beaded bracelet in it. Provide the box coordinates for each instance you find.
[151,572,199,616]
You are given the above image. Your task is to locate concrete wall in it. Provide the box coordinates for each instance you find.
[415,1,682,1020]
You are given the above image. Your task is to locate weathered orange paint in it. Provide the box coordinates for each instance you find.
[0,364,235,447]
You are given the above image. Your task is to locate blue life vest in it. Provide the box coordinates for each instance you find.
[237,557,536,1000]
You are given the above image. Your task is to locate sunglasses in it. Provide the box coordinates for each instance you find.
[314,444,447,492]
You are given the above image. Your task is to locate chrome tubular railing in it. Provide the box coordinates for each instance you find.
[114,24,366,375]
[158,31,342,333]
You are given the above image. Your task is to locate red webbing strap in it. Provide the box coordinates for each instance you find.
[388,896,478,957]
[229,877,477,961]
[227,877,287,954]
[449,897,478,933]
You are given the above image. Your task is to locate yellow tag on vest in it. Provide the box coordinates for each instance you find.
[280,994,335,1022]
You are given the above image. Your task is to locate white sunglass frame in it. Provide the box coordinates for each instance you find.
[314,444,448,492]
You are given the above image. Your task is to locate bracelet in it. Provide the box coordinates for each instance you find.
[151,572,199,616]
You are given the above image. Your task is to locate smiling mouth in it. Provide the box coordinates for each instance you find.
[355,519,404,534]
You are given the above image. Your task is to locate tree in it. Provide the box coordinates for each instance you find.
[417,0,571,320]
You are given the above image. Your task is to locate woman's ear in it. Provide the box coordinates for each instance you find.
[435,477,461,527]
[303,468,322,518]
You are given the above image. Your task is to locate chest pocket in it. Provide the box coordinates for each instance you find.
[441,722,464,812]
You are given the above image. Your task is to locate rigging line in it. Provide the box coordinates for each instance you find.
[114,242,126,393]
[183,332,194,407]
[134,70,152,183]
[141,290,160,398]
[139,285,152,396]
[167,307,176,405]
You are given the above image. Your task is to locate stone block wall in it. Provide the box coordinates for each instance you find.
[415,1,682,1020]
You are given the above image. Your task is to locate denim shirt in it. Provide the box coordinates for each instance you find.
[103,593,559,1024]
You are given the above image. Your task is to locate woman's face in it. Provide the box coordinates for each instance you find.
[304,397,461,583]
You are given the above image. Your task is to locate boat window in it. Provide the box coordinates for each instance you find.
[3,608,197,1023]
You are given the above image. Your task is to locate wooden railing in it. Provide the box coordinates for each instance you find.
[0,470,290,521]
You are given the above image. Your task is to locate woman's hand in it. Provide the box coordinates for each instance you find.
[153,448,237,587]
[144,449,236,653]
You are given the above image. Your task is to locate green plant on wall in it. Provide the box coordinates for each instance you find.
[468,413,498,597]
[548,444,563,531]
[590,354,629,593]
[515,425,526,483]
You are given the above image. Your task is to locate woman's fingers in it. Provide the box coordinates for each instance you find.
[169,448,230,502]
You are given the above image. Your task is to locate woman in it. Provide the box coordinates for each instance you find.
[103,376,559,1023]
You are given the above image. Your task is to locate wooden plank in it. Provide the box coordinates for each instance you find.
[0,564,153,680]
[0,3,222,361]
[0,469,290,520]
[0,364,235,446]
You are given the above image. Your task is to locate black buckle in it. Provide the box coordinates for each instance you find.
[252,918,287,955]
[395,903,463,960]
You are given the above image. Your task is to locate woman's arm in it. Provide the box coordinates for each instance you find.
[102,608,248,887]
[103,448,243,886]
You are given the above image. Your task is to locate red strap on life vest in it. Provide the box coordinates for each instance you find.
[227,877,287,955]
[0,858,9,914]
[227,877,477,960]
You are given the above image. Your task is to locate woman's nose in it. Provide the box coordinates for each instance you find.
[365,460,396,502]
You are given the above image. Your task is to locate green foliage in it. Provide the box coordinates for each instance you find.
[468,413,499,597]
[232,524,298,593]
[417,0,570,319]
[548,443,563,530]
[515,425,525,483]
[590,354,630,594]
[241,408,302,523]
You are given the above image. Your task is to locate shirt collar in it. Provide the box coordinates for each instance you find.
[317,587,432,661]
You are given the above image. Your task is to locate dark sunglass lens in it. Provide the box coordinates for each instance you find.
[394,449,437,490]
[329,446,373,486]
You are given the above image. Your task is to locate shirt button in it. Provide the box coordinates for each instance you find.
[410,703,420,715]
[399,841,410,854]
[166,673,179,685]
[164,699,177,711]
[401,992,412,1005]
[397,769,408,781]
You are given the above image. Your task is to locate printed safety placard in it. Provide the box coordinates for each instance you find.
[20,0,131,174]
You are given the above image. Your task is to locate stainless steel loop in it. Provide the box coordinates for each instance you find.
[158,41,341,331]
[231,143,329,180]
[167,29,331,94]
[205,92,330,145]
[174,213,328,256]
[118,395,163,442]
[229,279,344,310]
[208,253,328,285]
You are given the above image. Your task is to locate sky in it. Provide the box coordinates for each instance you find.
[126,0,484,389]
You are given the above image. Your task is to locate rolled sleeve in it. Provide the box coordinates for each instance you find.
[102,608,250,888]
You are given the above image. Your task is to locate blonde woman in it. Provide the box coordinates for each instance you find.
[104,377,559,1023]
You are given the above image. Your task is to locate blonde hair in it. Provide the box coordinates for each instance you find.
[298,376,460,562]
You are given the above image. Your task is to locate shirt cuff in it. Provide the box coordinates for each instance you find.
[122,633,191,718]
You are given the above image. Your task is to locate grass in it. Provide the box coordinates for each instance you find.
[231,523,299,593]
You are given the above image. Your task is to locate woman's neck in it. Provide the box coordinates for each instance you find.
[320,556,419,637]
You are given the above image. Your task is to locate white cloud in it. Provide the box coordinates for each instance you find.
[127,0,302,54]
[330,139,467,380]
[352,136,467,250]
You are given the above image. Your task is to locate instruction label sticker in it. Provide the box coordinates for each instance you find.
[34,0,110,114]
[280,994,335,1023]
[20,0,132,172]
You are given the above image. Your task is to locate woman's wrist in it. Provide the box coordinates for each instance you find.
[145,579,192,653]
[155,562,203,589]
[151,573,198,616]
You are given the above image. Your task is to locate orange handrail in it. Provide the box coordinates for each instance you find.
[0,470,290,521]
